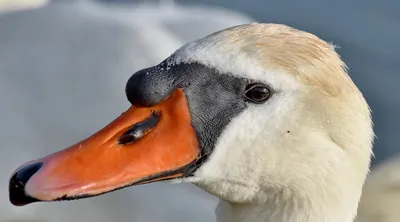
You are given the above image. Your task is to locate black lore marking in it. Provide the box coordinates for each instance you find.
[126,61,250,173]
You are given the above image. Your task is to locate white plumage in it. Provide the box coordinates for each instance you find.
[170,23,374,222]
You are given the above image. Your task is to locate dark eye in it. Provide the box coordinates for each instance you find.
[244,83,272,104]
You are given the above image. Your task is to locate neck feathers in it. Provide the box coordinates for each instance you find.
[216,190,358,222]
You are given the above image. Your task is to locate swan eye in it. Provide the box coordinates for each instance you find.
[244,83,272,104]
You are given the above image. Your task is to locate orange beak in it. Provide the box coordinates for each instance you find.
[9,89,200,206]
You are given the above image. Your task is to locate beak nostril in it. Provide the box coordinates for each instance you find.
[118,110,161,145]
[9,162,43,206]
[118,134,135,145]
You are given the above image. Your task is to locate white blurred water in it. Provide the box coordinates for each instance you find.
[0,0,49,13]
[0,1,253,221]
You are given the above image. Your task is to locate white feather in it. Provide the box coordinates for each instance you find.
[170,23,374,222]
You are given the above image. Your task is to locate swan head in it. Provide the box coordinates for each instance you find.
[171,24,374,220]
[9,23,373,220]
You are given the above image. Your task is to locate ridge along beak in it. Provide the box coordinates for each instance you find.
[9,89,200,206]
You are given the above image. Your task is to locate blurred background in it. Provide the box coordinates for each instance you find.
[0,0,399,221]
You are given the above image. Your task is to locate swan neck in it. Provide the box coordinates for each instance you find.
[215,198,356,222]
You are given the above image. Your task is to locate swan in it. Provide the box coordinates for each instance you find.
[8,23,374,222]
[356,155,400,222]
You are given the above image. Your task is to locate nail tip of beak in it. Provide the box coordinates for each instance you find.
[9,163,43,207]
[9,194,41,207]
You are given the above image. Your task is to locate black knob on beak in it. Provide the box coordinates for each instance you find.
[126,65,178,107]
